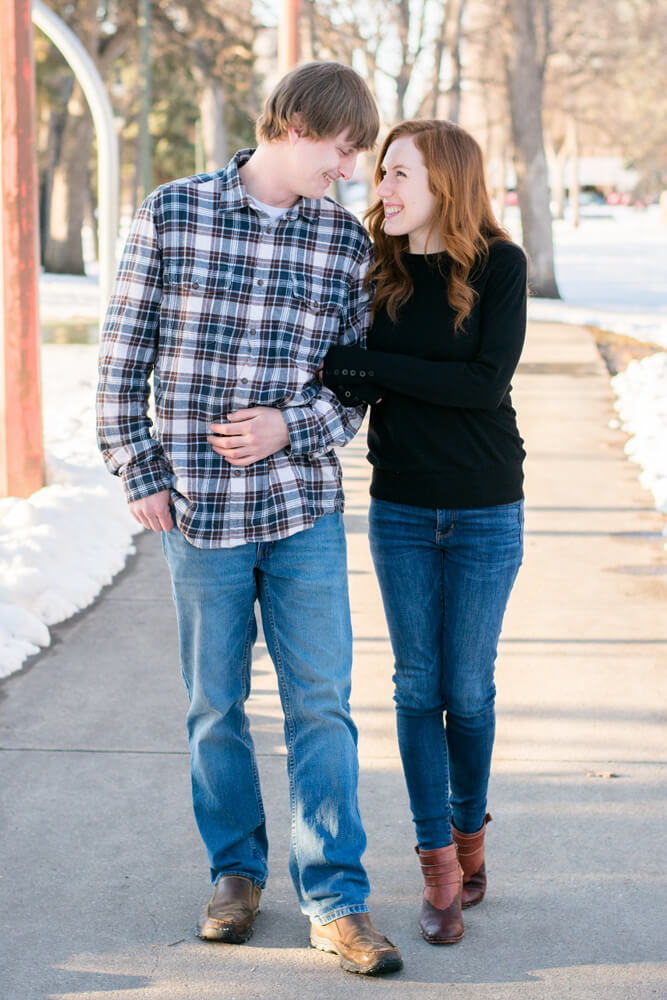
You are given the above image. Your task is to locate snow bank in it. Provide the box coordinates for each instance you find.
[0,345,141,678]
[612,352,667,546]
[528,299,667,351]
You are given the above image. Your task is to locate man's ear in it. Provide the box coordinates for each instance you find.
[287,114,305,146]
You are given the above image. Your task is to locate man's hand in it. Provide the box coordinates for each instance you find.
[128,489,174,532]
[208,407,290,466]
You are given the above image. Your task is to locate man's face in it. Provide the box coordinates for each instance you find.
[287,128,360,199]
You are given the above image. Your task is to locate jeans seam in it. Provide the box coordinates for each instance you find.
[439,546,452,838]
[259,576,300,880]
[239,605,266,864]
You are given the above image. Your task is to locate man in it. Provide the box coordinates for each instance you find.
[97,62,402,976]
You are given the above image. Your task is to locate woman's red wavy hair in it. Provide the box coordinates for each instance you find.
[365,119,512,331]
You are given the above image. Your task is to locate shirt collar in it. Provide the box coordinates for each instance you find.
[218,148,321,223]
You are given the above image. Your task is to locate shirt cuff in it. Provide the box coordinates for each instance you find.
[280,406,322,456]
[120,457,174,503]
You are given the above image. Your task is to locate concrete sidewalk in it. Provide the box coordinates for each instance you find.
[1,322,666,1000]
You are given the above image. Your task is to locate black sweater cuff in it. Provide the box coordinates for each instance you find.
[322,346,377,385]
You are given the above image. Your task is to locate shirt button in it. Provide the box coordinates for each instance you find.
[233,469,243,477]
[250,328,257,335]
[257,279,264,286]
[192,281,200,289]
[241,377,248,385]
[266,226,273,233]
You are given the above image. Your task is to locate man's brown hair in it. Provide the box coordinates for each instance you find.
[257,61,379,151]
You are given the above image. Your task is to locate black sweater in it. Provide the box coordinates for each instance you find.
[323,241,527,509]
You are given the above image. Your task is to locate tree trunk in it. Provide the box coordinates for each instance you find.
[200,77,228,171]
[448,0,466,123]
[497,152,508,225]
[568,115,580,228]
[503,0,559,297]
[193,51,227,172]
[429,6,447,119]
[548,137,568,220]
[39,104,68,266]
[43,82,93,274]
[395,66,410,123]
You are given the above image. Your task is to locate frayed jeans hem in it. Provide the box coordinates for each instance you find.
[311,903,370,926]
[213,870,266,890]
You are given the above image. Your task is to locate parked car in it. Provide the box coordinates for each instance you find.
[577,188,607,206]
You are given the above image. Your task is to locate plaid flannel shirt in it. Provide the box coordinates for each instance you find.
[97,150,371,547]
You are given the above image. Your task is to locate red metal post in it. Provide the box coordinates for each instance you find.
[279,0,301,74]
[0,0,44,497]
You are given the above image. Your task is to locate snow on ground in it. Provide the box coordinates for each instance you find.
[515,205,667,548]
[522,204,667,349]
[39,272,100,325]
[611,352,667,524]
[0,345,141,678]
[1,206,665,679]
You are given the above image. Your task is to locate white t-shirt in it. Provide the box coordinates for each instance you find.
[247,194,291,221]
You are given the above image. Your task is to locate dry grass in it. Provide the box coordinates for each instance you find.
[590,326,665,375]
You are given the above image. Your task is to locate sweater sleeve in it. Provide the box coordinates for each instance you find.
[322,247,527,410]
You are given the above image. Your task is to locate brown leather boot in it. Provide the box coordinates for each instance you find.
[197,875,261,943]
[416,843,464,944]
[452,812,492,908]
[310,912,403,975]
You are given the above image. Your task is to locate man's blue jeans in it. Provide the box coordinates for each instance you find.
[368,498,524,849]
[162,512,370,923]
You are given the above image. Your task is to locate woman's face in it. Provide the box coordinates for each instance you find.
[376,135,443,253]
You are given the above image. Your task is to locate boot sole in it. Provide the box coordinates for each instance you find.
[197,911,259,944]
[197,925,254,943]
[419,927,464,945]
[310,934,403,976]
[462,893,485,909]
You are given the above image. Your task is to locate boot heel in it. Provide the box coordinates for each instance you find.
[452,812,492,908]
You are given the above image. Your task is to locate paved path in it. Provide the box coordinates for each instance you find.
[1,322,666,1000]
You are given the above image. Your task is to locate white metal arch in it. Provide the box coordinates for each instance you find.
[31,0,119,316]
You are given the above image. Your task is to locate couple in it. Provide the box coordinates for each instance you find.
[97,61,526,977]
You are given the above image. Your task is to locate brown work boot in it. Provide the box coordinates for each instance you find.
[416,843,464,944]
[452,813,492,908]
[310,912,403,975]
[197,875,261,943]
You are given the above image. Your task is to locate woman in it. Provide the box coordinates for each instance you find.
[323,120,526,945]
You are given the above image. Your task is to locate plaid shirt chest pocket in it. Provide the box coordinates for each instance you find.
[286,273,349,364]
[160,259,233,351]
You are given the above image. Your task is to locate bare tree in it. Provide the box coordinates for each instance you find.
[502,0,559,297]
[302,0,456,125]
[154,1,256,172]
[425,0,467,121]
[35,0,258,274]
[37,0,133,274]
[544,0,667,202]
